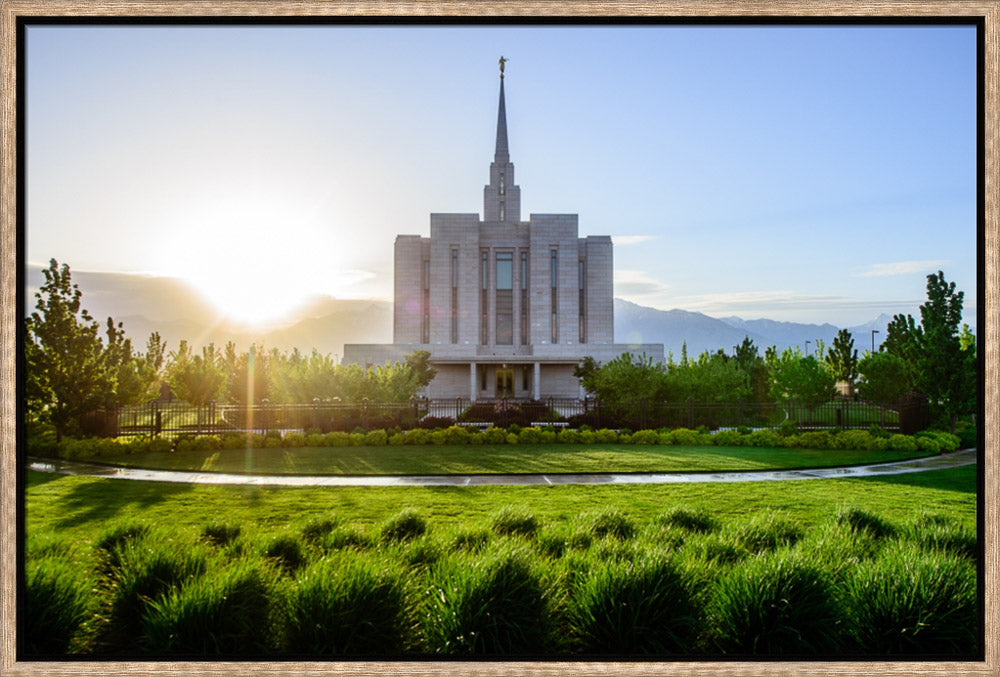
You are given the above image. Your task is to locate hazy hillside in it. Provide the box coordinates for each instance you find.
[25,265,907,360]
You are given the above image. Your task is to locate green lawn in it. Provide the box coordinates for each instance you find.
[24,465,977,656]
[25,465,975,551]
[86,444,933,475]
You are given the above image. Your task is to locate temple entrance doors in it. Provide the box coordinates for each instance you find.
[495,367,514,398]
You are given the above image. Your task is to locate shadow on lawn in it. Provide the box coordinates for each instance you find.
[851,463,977,495]
[51,478,196,530]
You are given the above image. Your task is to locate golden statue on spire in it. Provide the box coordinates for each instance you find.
[499,55,507,78]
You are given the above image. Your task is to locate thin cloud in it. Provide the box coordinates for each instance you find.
[612,235,659,246]
[853,260,950,277]
[614,269,671,297]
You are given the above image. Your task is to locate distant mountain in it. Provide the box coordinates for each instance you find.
[24,265,913,360]
[613,298,897,358]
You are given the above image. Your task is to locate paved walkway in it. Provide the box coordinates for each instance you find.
[26,449,976,487]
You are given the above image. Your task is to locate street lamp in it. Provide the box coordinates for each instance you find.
[871,329,879,354]
[805,340,811,356]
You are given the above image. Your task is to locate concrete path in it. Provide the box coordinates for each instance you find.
[26,449,976,487]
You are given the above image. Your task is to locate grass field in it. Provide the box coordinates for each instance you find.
[81,444,933,476]
[24,464,977,657]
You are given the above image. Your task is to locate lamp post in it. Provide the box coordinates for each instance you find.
[805,340,811,357]
[871,329,879,354]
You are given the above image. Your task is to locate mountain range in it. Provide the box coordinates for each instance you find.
[25,266,898,360]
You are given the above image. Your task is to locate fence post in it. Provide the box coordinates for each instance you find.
[687,397,694,429]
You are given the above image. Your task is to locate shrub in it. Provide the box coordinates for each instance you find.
[669,428,701,446]
[482,427,507,445]
[223,435,246,450]
[193,435,222,451]
[588,509,636,541]
[285,556,407,654]
[777,419,798,437]
[568,554,698,654]
[729,513,803,554]
[594,429,618,443]
[421,552,549,654]
[363,429,388,446]
[305,433,326,447]
[712,430,744,447]
[443,426,471,445]
[629,430,659,445]
[148,437,173,453]
[557,429,582,444]
[430,430,446,445]
[707,550,842,654]
[834,506,895,540]
[201,523,242,547]
[506,433,519,445]
[539,430,557,444]
[490,506,539,538]
[796,431,832,450]
[24,557,92,654]
[388,432,406,446]
[843,542,976,653]
[618,433,632,444]
[404,428,431,445]
[746,429,782,448]
[656,506,718,534]
[142,559,280,654]
[887,434,918,452]
[468,431,484,445]
[517,427,543,444]
[920,430,961,452]
[263,533,307,573]
[915,435,941,454]
[578,430,596,444]
[349,432,366,446]
[262,436,283,449]
[380,508,427,542]
[324,432,351,447]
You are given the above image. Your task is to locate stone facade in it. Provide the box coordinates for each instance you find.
[343,71,664,399]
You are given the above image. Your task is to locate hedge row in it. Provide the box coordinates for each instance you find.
[38,426,963,461]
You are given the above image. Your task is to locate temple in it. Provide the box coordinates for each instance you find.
[342,63,664,400]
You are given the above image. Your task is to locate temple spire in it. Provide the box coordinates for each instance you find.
[494,59,509,164]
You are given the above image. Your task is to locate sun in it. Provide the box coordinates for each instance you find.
[160,203,345,327]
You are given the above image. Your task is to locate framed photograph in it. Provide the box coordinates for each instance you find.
[3,2,996,676]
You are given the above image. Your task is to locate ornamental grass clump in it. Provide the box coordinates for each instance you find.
[588,509,636,541]
[284,555,408,655]
[300,516,339,545]
[421,550,550,654]
[904,514,977,560]
[142,558,281,654]
[200,523,242,548]
[729,512,803,554]
[567,553,699,654]
[263,533,307,574]
[380,508,428,543]
[706,550,842,655]
[655,506,718,534]
[95,520,152,572]
[834,506,896,540]
[490,505,540,538]
[104,536,209,651]
[843,541,976,654]
[24,556,93,655]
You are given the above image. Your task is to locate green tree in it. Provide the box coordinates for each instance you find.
[101,321,164,409]
[166,341,225,407]
[883,272,976,433]
[856,352,912,426]
[24,259,107,441]
[404,349,438,390]
[825,329,859,390]
[769,353,836,424]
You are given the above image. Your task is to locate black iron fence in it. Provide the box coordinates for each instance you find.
[109,396,916,439]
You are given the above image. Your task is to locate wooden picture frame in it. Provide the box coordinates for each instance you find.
[2,2,997,675]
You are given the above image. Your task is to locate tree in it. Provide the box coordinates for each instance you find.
[404,349,438,390]
[166,341,225,407]
[883,271,976,433]
[24,259,107,441]
[769,353,836,424]
[101,321,164,409]
[825,329,859,391]
[856,352,912,426]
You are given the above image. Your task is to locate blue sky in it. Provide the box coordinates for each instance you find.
[26,24,978,327]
